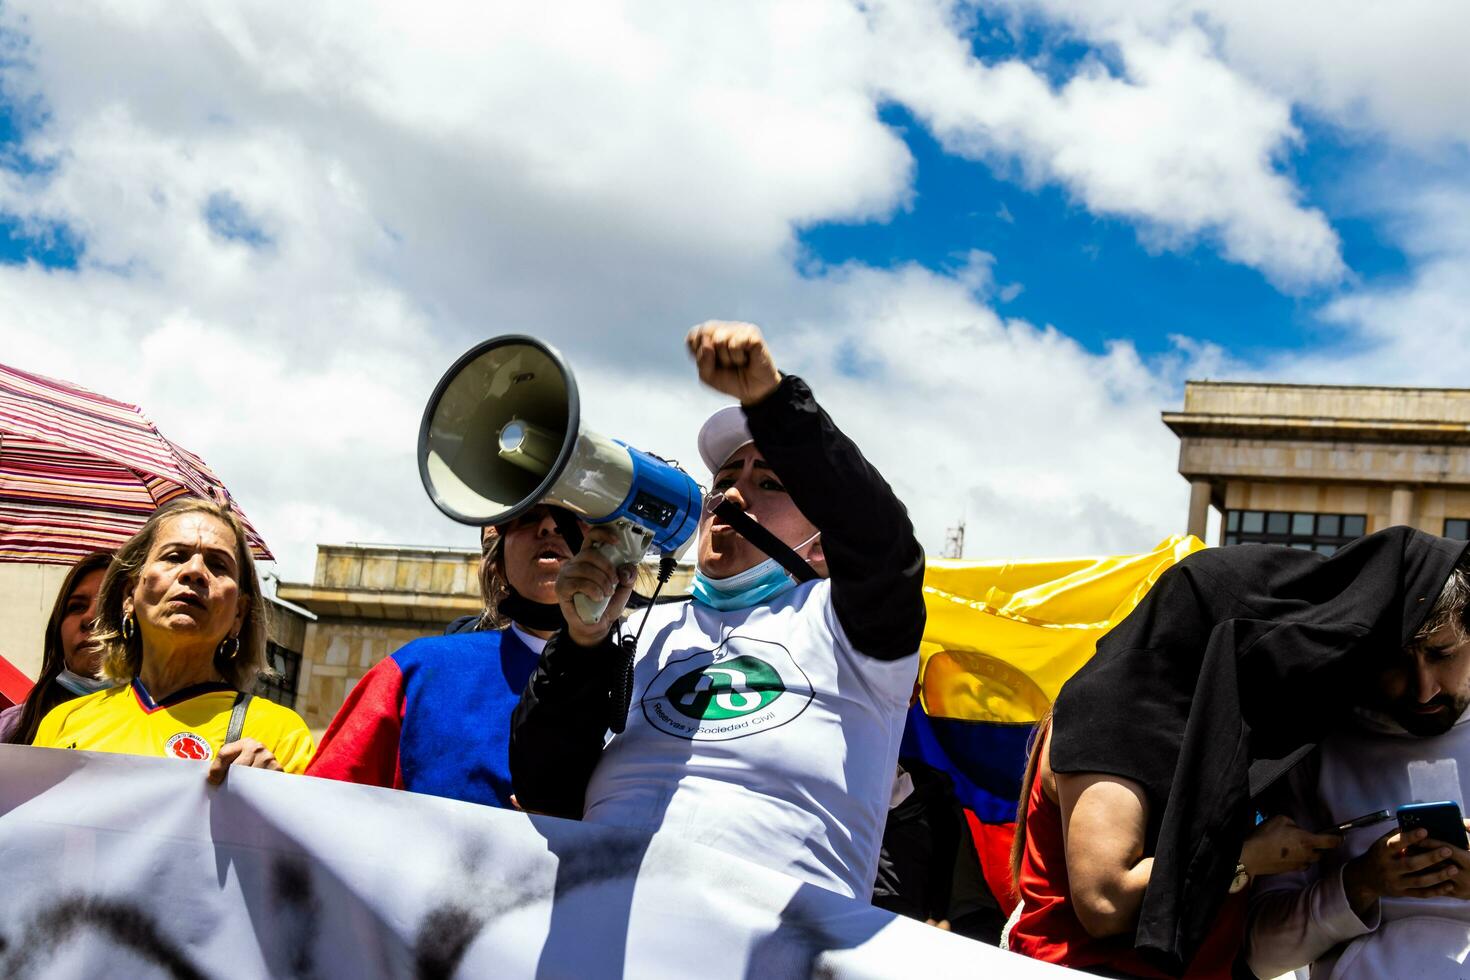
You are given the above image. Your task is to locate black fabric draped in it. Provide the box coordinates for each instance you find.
[1049,526,1468,973]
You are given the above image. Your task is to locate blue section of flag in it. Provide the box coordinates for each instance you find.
[900,704,1034,824]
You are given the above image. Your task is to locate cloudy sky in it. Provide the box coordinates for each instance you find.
[1,1,1467,581]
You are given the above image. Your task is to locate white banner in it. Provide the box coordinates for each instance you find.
[0,746,1066,979]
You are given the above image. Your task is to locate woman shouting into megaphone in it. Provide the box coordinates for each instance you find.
[510,321,926,900]
[307,503,589,809]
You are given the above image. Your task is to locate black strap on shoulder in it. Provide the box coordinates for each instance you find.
[712,499,818,584]
[226,692,252,745]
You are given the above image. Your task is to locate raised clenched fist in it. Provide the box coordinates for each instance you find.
[686,321,782,407]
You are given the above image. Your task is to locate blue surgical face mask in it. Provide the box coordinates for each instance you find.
[55,668,113,697]
[691,531,820,612]
[692,558,796,611]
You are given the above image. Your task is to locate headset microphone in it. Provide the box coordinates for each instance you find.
[418,335,700,624]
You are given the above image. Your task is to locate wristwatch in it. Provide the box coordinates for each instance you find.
[1228,862,1251,894]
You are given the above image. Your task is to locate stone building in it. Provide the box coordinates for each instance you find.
[275,544,482,733]
[1164,381,1470,551]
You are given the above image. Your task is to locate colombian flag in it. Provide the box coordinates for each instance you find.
[901,535,1205,911]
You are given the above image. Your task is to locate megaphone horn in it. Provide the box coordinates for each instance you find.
[418,335,701,624]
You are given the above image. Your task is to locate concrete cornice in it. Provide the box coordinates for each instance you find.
[275,582,481,623]
[1183,379,1470,396]
[1162,412,1470,446]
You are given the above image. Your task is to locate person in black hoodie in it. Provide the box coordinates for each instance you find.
[1021,527,1468,974]
[873,759,1007,943]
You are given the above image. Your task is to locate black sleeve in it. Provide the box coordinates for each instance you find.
[743,374,926,660]
[508,630,620,818]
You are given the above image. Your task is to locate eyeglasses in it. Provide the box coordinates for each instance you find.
[496,505,590,537]
[497,507,559,533]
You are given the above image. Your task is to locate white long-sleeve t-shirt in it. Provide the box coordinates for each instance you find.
[1247,710,1470,979]
[583,581,919,899]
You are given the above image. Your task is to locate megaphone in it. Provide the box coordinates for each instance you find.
[418,335,701,624]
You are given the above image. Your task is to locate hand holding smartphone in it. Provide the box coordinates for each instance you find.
[1342,801,1467,913]
[1397,801,1470,850]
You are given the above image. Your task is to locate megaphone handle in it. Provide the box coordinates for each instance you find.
[572,591,612,625]
[572,519,654,626]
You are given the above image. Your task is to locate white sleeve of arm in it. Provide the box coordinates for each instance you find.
[1246,863,1380,978]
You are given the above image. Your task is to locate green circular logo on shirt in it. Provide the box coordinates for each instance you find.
[665,655,786,720]
[642,637,814,741]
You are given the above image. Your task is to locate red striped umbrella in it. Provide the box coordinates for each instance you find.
[0,361,272,564]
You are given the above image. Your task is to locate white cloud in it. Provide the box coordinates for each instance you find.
[0,0,914,575]
[0,0,1423,582]
[996,0,1470,150]
[775,255,1197,557]
[865,0,1343,289]
[934,0,1470,393]
[1273,184,1470,387]
[568,252,1202,562]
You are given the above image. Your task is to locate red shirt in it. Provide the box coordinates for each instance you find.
[1008,756,1246,977]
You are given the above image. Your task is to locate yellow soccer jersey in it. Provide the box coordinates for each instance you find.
[33,680,315,774]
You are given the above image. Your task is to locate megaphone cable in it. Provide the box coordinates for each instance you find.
[608,552,678,734]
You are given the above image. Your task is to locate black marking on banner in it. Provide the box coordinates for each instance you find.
[414,905,482,980]
[412,834,648,977]
[272,857,321,980]
[0,895,209,980]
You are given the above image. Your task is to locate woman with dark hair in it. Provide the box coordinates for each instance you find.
[32,498,313,781]
[307,504,589,808]
[0,551,114,745]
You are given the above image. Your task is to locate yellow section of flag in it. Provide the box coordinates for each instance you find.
[919,535,1205,725]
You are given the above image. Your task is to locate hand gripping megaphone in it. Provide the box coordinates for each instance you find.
[418,335,701,624]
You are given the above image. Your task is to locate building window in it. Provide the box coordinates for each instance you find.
[1448,519,1470,541]
[255,642,302,710]
[1224,510,1366,555]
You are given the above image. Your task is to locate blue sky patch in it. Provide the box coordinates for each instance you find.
[0,85,57,177]
[0,76,76,267]
[0,212,82,268]
[797,98,1420,369]
[964,4,1119,84]
[798,105,1319,362]
[835,340,884,380]
[204,191,273,249]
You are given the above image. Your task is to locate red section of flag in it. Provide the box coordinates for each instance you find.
[965,810,1019,917]
[0,653,33,709]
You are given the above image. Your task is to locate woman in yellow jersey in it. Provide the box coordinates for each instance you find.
[33,498,314,780]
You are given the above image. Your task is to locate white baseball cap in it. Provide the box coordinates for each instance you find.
[697,405,753,475]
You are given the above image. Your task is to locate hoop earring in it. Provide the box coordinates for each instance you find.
[216,635,240,660]
[121,613,137,642]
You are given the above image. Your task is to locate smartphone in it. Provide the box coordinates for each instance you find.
[1397,801,1470,849]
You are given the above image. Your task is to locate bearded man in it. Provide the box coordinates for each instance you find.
[1248,555,1470,980]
